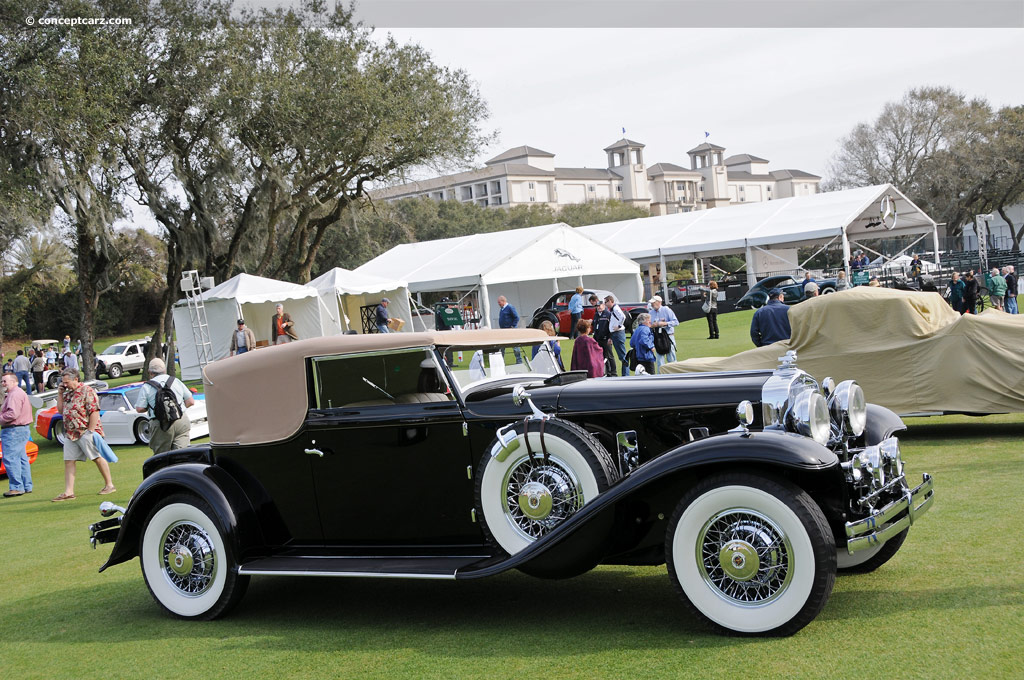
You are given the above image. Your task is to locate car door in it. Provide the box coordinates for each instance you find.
[305,347,480,547]
[97,392,134,444]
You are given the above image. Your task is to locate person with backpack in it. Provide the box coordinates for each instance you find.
[133,358,194,454]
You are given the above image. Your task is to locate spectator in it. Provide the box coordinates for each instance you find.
[497,295,522,364]
[963,271,979,313]
[1,372,34,497]
[750,288,792,347]
[568,286,585,339]
[948,271,966,314]
[909,253,924,279]
[530,319,564,370]
[229,318,256,356]
[988,267,1007,311]
[63,335,71,353]
[62,348,78,371]
[31,351,46,393]
[604,294,630,376]
[53,367,115,501]
[45,345,57,369]
[570,319,604,378]
[704,281,719,340]
[835,271,850,291]
[134,358,195,455]
[271,303,296,344]
[868,276,881,287]
[804,281,819,298]
[629,312,656,375]
[12,350,31,393]
[850,251,862,270]
[375,297,391,333]
[1004,265,1018,314]
[590,296,616,376]
[647,294,679,372]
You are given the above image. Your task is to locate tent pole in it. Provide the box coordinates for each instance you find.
[693,257,699,283]
[841,229,852,280]
[659,249,668,301]
[745,242,757,288]
[932,224,941,266]
[480,282,491,329]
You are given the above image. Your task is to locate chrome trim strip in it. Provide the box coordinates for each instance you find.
[844,473,933,553]
[237,568,456,580]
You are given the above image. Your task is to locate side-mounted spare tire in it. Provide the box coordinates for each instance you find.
[476,418,620,577]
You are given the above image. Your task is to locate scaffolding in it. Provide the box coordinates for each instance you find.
[179,270,215,371]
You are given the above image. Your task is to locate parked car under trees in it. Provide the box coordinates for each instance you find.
[88,329,933,636]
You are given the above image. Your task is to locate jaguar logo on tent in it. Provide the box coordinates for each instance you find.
[553,248,583,273]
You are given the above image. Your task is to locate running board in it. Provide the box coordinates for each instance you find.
[238,555,489,580]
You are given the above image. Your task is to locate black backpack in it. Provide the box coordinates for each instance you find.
[148,376,183,431]
[653,327,672,355]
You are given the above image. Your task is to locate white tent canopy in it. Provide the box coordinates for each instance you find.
[309,268,413,333]
[173,273,340,380]
[355,223,643,328]
[578,184,939,288]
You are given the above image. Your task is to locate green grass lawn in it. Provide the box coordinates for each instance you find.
[5,319,1022,678]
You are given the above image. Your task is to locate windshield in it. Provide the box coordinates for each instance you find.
[102,344,128,355]
[444,342,561,389]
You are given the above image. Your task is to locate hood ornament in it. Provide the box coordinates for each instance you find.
[778,350,798,369]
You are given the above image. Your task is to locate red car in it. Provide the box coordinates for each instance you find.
[0,439,39,477]
[528,289,647,335]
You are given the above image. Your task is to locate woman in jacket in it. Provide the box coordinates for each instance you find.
[947,271,966,313]
[570,319,605,378]
[704,281,719,339]
[629,313,656,375]
[963,270,979,314]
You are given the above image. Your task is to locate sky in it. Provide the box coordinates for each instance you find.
[379,27,1023,179]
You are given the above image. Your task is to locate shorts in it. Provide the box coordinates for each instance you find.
[64,433,100,461]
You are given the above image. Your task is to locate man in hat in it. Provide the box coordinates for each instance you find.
[230,318,256,355]
[647,294,678,371]
[376,297,391,333]
[750,288,792,347]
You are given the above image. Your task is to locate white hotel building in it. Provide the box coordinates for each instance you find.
[371,139,821,216]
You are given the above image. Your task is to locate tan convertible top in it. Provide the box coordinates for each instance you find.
[203,328,549,446]
[663,286,1024,414]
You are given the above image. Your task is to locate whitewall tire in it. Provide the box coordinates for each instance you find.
[666,473,835,636]
[140,495,248,619]
[476,419,619,556]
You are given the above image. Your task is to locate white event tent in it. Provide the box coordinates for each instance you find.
[355,223,643,328]
[578,184,939,291]
[309,268,413,333]
[173,273,341,380]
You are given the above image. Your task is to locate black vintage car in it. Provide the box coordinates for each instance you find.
[735,274,839,310]
[89,329,933,636]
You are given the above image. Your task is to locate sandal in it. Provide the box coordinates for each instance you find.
[98,486,116,495]
[51,493,76,502]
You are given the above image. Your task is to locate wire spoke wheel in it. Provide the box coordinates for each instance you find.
[159,520,218,597]
[697,509,792,605]
[502,455,584,541]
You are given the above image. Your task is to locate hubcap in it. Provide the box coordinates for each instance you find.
[696,509,793,605]
[160,520,217,597]
[517,481,553,520]
[718,540,759,581]
[502,454,583,540]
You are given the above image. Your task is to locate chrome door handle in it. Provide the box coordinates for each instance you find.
[304,448,325,457]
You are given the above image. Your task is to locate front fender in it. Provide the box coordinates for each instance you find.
[864,403,906,444]
[459,430,839,578]
[98,463,261,572]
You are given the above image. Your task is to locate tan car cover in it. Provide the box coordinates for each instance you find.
[662,286,1024,415]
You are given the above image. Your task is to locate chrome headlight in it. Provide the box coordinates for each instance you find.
[829,380,866,438]
[788,389,830,445]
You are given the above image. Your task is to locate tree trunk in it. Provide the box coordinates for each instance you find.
[997,206,1021,253]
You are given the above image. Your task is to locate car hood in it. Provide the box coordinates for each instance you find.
[555,371,773,414]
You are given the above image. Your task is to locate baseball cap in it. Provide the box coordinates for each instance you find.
[648,294,663,304]
[768,287,783,297]
[237,318,245,325]
[381,297,390,303]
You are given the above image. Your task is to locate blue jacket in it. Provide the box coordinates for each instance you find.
[750,299,791,347]
[498,303,519,328]
[630,324,656,361]
[375,304,389,325]
[568,293,584,314]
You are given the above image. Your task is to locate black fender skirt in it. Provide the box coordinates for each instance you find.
[458,429,839,579]
[98,463,259,572]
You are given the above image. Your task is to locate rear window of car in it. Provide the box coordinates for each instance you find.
[311,348,453,409]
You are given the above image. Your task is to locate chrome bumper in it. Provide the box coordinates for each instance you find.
[844,473,934,554]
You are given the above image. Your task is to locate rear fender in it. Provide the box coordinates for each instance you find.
[98,463,262,572]
[460,430,840,578]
